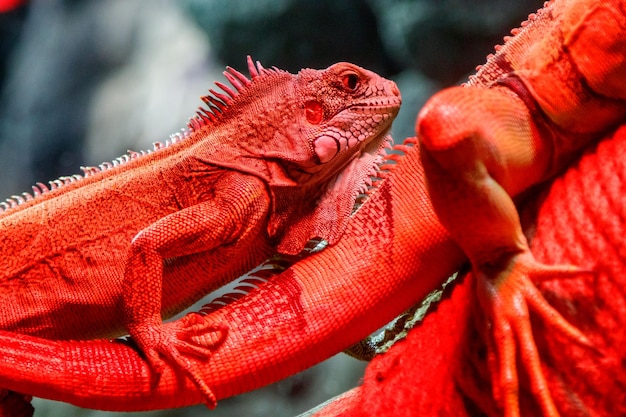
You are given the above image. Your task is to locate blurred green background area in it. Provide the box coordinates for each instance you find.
[0,1,542,416]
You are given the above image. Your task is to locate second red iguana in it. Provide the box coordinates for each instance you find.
[0,56,401,411]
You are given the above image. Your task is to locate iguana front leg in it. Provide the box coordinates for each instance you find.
[122,172,269,407]
[416,85,591,417]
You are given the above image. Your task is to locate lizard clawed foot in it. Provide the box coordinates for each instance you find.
[129,314,228,409]
[475,251,592,417]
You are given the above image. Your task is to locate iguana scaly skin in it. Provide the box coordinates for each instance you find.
[0,57,401,413]
[0,135,464,415]
[415,0,626,415]
[0,0,625,416]
[312,0,626,415]
[306,124,626,417]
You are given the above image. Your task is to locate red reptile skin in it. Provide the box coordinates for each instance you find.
[314,125,626,417]
[0,58,401,413]
[1,1,625,415]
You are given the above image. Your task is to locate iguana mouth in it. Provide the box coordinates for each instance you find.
[349,98,402,111]
[345,101,402,120]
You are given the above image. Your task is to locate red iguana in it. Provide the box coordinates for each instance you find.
[1,0,626,415]
[0,57,401,413]
[306,125,626,417]
[414,0,626,415]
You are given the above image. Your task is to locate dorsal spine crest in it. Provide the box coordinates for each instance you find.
[0,56,269,214]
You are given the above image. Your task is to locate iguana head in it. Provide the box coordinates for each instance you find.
[190,57,400,183]
[275,61,401,182]
[189,57,401,254]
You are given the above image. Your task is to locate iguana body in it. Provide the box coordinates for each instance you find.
[308,124,626,417]
[1,0,625,416]
[314,0,626,414]
[0,135,464,414]
[416,0,626,415]
[0,57,401,413]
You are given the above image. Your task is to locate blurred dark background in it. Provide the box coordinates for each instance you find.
[0,0,542,416]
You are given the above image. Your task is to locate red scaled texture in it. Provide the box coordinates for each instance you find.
[324,126,626,417]
[359,274,474,417]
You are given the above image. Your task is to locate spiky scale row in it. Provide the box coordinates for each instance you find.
[189,56,276,130]
[351,137,418,213]
[196,255,294,315]
[468,1,552,81]
[0,56,270,215]
[0,175,81,212]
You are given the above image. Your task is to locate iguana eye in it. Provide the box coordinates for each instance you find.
[342,73,359,92]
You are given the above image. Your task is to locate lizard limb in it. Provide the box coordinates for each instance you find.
[417,84,591,417]
[122,172,268,407]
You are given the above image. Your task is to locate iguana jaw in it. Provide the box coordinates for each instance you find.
[311,101,400,168]
[269,127,396,255]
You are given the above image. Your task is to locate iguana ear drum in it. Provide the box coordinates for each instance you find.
[313,134,340,163]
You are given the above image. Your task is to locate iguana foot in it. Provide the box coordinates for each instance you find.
[130,314,228,408]
[475,251,592,417]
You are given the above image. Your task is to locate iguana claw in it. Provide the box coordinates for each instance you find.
[132,315,228,409]
[476,251,593,417]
